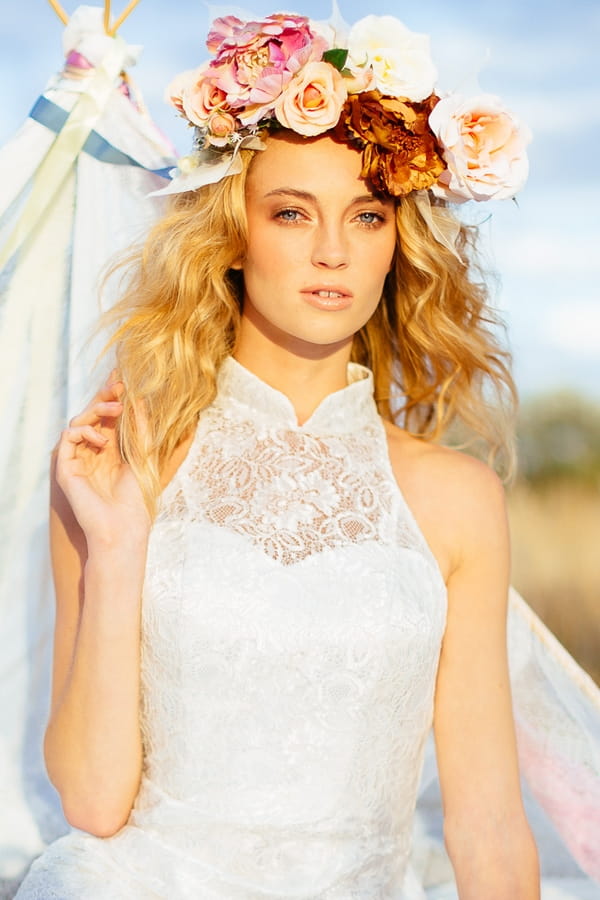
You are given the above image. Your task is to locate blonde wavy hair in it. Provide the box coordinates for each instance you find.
[103,143,516,514]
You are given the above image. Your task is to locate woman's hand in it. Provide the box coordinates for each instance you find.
[55,374,150,549]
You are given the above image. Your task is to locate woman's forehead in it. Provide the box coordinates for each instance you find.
[246,134,387,202]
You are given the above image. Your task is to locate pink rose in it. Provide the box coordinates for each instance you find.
[206,14,328,112]
[429,94,531,202]
[275,61,348,136]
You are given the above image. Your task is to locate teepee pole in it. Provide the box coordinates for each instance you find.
[104,1,112,33]
[46,0,142,36]
[109,0,142,35]
[47,0,68,25]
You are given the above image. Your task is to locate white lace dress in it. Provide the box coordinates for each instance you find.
[16,358,448,899]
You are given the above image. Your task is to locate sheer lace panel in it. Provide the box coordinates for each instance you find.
[164,421,398,566]
[159,358,434,569]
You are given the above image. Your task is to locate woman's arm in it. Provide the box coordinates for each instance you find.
[44,381,150,837]
[433,459,539,899]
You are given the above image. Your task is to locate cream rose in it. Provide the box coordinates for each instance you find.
[165,68,198,115]
[429,94,531,202]
[343,66,375,96]
[274,61,348,136]
[347,15,437,102]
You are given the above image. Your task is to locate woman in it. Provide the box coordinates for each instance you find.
[16,11,539,899]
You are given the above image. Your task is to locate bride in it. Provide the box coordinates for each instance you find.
[16,11,541,898]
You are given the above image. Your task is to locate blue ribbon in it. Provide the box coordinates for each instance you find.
[29,95,175,179]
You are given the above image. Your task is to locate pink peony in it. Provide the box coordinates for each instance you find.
[206,13,328,113]
[275,61,348,136]
[429,94,531,202]
[206,15,244,54]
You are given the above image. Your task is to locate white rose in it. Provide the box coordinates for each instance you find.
[429,94,532,202]
[347,15,437,102]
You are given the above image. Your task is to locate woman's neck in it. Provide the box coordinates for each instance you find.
[233,325,352,427]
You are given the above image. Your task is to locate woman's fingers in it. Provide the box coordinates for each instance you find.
[59,425,109,459]
[67,372,124,425]
[68,400,123,429]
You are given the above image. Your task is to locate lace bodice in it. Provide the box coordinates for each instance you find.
[161,358,429,565]
[17,358,447,899]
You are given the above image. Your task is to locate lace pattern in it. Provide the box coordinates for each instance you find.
[166,422,398,565]
[160,359,436,569]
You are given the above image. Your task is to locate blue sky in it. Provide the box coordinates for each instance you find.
[2,0,599,399]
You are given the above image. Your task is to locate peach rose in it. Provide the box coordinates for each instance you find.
[429,94,531,202]
[178,64,230,127]
[274,61,347,136]
[207,112,237,146]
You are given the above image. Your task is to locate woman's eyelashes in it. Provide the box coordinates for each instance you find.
[272,208,388,228]
[356,211,386,228]
[274,207,304,223]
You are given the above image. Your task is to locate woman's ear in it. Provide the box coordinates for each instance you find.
[229,259,244,271]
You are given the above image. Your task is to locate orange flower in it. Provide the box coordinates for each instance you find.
[333,90,445,197]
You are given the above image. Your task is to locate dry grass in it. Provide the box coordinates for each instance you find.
[508,479,600,685]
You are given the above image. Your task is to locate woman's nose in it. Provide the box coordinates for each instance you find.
[311,222,349,269]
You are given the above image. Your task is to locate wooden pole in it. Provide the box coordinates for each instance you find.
[47,0,68,25]
[109,0,142,35]
[103,1,112,33]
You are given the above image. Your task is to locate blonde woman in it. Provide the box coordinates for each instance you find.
[17,12,540,899]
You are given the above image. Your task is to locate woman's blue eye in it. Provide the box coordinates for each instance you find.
[358,211,383,225]
[276,209,300,221]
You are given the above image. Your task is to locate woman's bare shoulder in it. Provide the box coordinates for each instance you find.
[383,421,507,581]
[383,420,504,494]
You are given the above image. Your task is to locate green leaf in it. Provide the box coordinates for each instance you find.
[322,48,348,71]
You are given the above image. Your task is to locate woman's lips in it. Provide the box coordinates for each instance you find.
[301,287,353,311]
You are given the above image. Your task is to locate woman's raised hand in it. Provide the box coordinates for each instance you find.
[55,374,150,549]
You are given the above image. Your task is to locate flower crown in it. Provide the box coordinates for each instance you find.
[162,11,530,209]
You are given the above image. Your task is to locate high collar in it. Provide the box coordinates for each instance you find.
[214,356,378,436]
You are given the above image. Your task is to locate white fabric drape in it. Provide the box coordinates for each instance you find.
[0,7,174,890]
[414,589,600,898]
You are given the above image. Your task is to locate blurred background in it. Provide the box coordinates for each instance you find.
[1,0,599,682]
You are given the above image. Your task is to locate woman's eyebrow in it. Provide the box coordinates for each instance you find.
[263,188,317,202]
[263,188,385,205]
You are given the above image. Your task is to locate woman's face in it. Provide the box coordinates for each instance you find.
[238,133,397,358]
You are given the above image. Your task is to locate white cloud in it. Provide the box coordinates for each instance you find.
[515,90,600,136]
[496,231,600,278]
[545,301,600,357]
